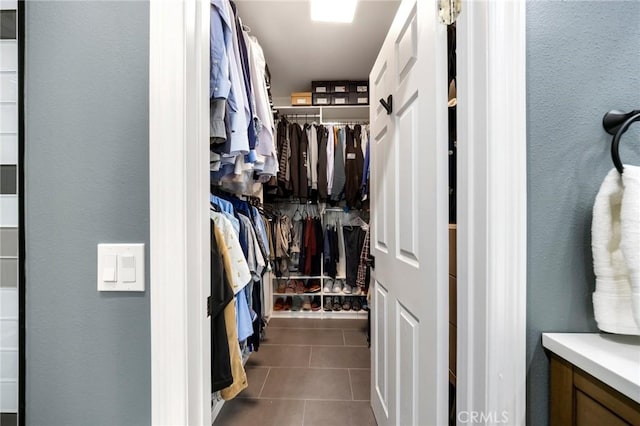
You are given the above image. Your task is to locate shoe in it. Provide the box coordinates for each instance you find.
[332,296,342,311]
[343,283,353,294]
[295,280,305,294]
[284,296,293,311]
[286,281,296,294]
[291,296,303,311]
[361,297,368,311]
[323,296,333,311]
[332,280,343,294]
[277,281,286,293]
[311,296,321,311]
[308,279,321,293]
[352,286,362,296]
[274,297,284,311]
[352,298,362,311]
[342,297,352,311]
[323,279,333,293]
[302,296,312,311]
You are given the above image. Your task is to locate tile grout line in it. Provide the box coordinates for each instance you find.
[257,367,271,398]
[308,346,312,368]
[301,400,307,426]
[348,368,355,401]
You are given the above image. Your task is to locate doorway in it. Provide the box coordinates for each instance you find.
[148,1,527,424]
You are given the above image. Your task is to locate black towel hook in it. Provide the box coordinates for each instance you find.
[604,109,640,174]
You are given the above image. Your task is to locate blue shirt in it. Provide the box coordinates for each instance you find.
[235,288,254,341]
[210,0,232,100]
[211,194,234,215]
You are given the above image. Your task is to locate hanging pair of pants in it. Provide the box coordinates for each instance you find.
[343,226,366,288]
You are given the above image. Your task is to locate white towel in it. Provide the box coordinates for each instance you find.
[620,166,640,329]
[592,167,640,335]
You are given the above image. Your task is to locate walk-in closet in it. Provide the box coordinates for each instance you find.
[205,0,456,424]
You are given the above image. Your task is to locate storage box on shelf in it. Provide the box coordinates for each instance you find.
[290,91,312,106]
[311,80,370,106]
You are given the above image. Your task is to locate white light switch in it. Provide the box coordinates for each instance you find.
[97,243,145,292]
[120,255,136,282]
[102,254,117,282]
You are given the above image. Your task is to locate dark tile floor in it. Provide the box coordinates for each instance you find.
[214,318,376,426]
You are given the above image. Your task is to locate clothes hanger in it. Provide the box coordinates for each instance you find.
[293,205,302,221]
[603,109,640,174]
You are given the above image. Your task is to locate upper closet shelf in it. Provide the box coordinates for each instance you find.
[274,105,369,122]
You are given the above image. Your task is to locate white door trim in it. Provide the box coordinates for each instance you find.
[148,0,527,424]
[149,0,211,425]
[457,1,527,424]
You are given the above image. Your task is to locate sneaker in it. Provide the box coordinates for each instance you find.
[291,296,303,311]
[323,296,333,311]
[343,283,353,294]
[323,279,333,293]
[352,286,362,296]
[302,296,312,311]
[332,296,342,311]
[342,297,352,311]
[361,297,368,311]
[311,296,321,311]
[352,297,362,311]
[332,280,343,294]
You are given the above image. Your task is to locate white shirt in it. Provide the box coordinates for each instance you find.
[326,126,335,195]
[211,210,251,294]
[307,124,319,190]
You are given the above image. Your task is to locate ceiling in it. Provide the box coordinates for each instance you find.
[234,0,401,105]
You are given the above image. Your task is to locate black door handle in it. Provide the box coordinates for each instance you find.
[379,95,393,115]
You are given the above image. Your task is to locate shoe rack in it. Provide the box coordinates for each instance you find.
[269,208,369,319]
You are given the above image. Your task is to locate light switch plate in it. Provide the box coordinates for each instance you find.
[97,243,145,292]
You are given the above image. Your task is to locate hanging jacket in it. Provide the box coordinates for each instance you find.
[331,127,346,203]
[345,125,365,209]
[317,126,329,201]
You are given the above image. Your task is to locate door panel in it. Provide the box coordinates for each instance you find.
[396,95,419,265]
[370,0,449,424]
[397,303,419,426]
[374,281,389,415]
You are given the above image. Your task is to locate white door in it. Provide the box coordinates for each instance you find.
[369,0,449,425]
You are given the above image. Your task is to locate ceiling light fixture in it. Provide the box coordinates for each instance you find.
[310,0,358,24]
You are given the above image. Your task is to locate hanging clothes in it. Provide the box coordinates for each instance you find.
[356,227,371,292]
[343,225,366,292]
[326,125,335,197]
[345,125,365,209]
[211,212,251,400]
[362,129,371,200]
[210,221,234,392]
[331,127,346,203]
[317,126,329,201]
[306,124,319,193]
[276,119,291,196]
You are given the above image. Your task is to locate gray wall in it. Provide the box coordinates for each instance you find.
[25,2,150,425]
[527,1,640,424]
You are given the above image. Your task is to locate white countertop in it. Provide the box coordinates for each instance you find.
[542,333,640,403]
